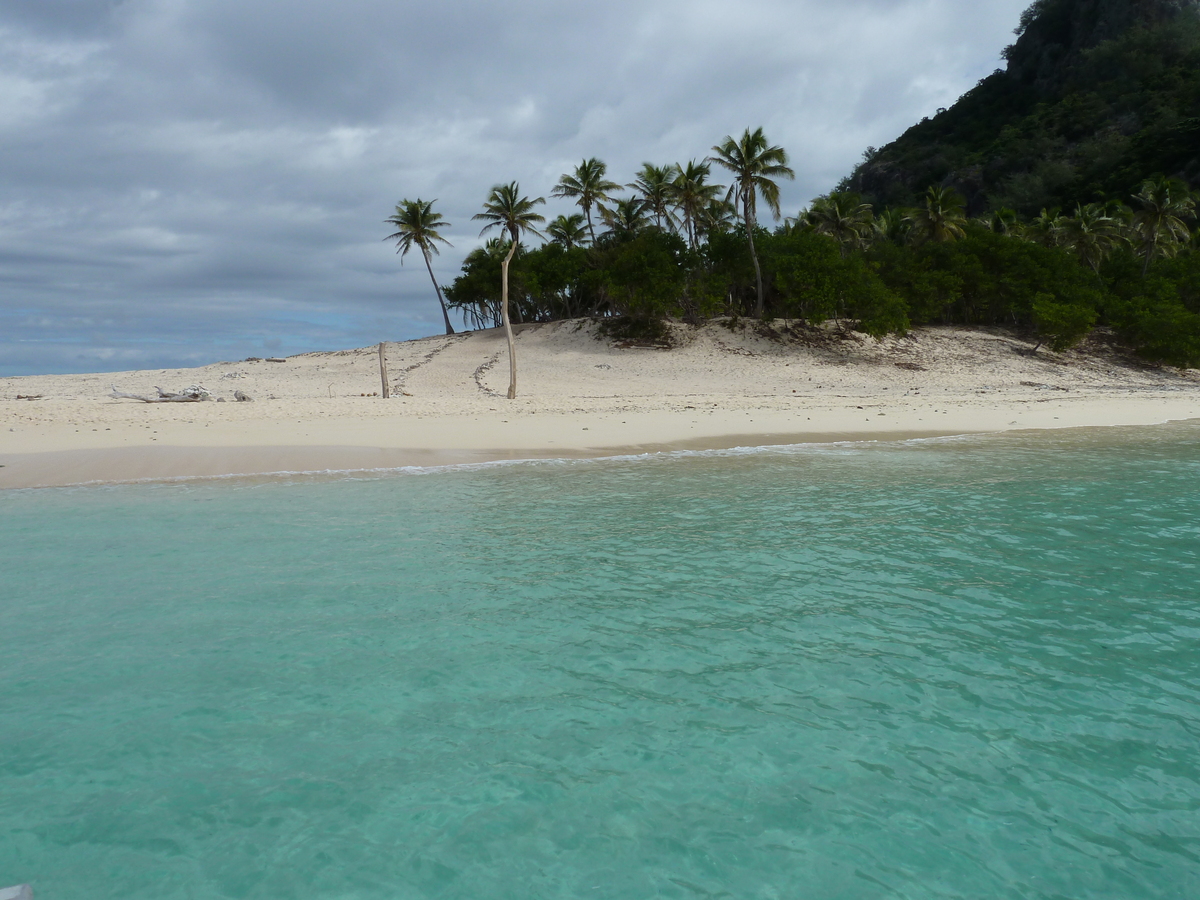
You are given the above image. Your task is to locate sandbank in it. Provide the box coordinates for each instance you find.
[3,320,1198,489]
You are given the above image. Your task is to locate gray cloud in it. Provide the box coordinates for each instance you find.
[0,0,1029,375]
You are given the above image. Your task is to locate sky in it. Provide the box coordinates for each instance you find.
[0,0,1032,376]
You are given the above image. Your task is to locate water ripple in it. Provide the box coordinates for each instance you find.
[2,423,1199,898]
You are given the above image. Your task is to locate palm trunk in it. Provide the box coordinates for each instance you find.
[423,250,456,335]
[744,195,764,318]
[585,205,597,244]
[501,238,518,399]
[1141,235,1155,277]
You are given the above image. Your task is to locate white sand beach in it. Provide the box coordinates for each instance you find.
[3,319,1199,489]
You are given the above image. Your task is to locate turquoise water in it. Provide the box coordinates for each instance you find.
[2,424,1199,900]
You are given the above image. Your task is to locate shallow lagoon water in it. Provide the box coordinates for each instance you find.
[2,423,1199,899]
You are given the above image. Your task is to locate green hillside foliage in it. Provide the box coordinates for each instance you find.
[846,0,1200,216]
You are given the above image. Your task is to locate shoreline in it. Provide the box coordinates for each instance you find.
[4,320,1200,489]
[0,429,967,490]
[4,412,1198,490]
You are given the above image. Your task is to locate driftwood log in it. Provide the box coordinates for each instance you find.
[111,384,212,403]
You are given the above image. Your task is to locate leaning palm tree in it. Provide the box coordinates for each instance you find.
[629,163,679,232]
[546,213,589,249]
[805,192,874,256]
[551,158,622,243]
[905,185,968,244]
[1131,176,1196,275]
[384,198,456,335]
[472,182,545,399]
[709,127,795,316]
[671,160,724,249]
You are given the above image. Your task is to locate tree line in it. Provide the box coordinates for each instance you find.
[388,128,1200,397]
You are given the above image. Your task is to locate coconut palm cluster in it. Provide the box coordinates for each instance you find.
[390,128,798,397]
[389,133,1200,389]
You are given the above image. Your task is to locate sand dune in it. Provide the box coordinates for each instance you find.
[3,319,1199,488]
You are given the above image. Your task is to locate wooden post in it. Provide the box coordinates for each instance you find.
[378,342,390,398]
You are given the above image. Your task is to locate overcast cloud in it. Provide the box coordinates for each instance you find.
[0,0,1029,375]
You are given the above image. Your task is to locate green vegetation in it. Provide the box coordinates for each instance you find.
[845,0,1200,216]
[551,158,622,245]
[393,1,1200,381]
[440,161,1200,367]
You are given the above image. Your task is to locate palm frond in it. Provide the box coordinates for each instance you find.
[384,198,453,262]
[473,182,546,241]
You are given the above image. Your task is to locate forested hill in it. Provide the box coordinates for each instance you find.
[844,0,1200,216]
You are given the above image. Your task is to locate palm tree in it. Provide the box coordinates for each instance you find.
[384,198,456,335]
[671,160,724,249]
[699,197,738,242]
[546,213,589,249]
[598,197,650,240]
[1131,176,1196,275]
[709,127,795,316]
[872,207,908,245]
[551,158,622,243]
[472,182,545,399]
[982,207,1020,237]
[1059,202,1125,275]
[805,192,874,256]
[1025,207,1067,247]
[905,185,968,244]
[629,163,679,231]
